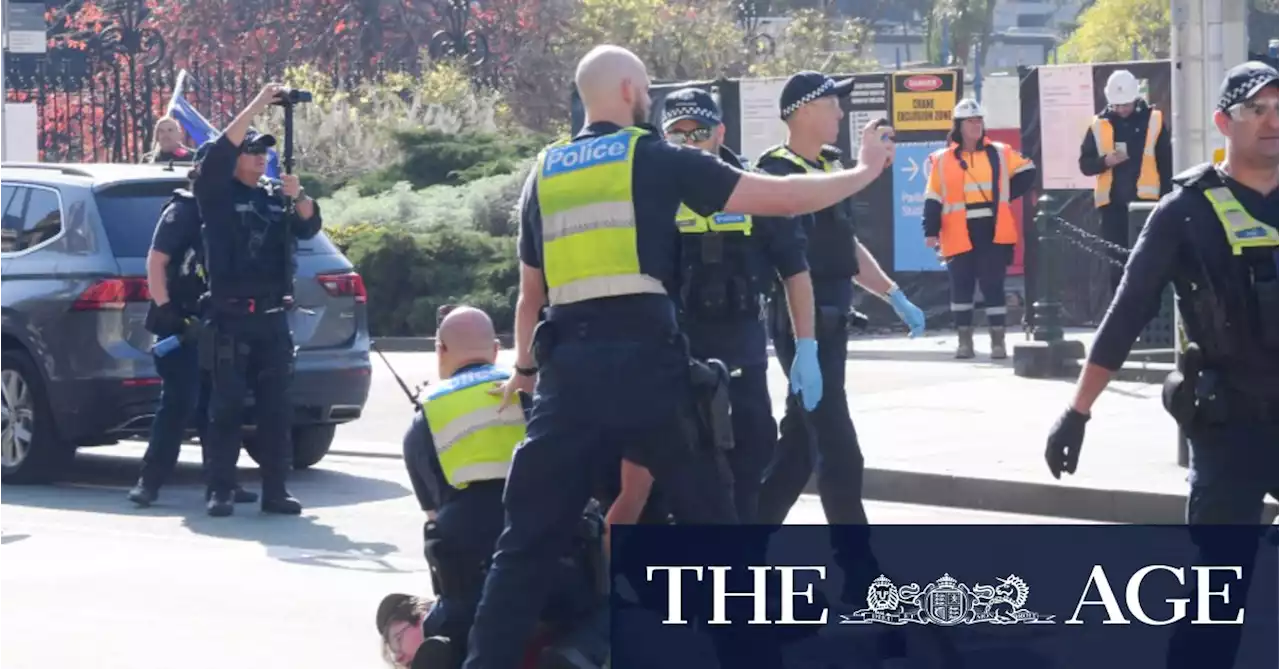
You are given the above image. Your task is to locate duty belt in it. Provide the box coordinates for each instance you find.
[210,295,292,315]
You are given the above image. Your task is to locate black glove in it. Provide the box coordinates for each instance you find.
[144,301,186,338]
[1045,408,1089,479]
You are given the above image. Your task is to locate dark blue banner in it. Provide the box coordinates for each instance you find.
[610,525,1278,669]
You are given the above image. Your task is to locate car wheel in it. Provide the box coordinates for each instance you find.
[242,424,335,470]
[1,350,74,483]
[291,424,335,470]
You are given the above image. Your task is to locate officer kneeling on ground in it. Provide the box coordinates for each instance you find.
[1047,62,1279,669]
[194,83,322,517]
[131,143,258,508]
[398,305,607,669]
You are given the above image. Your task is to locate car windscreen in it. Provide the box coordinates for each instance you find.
[94,181,341,258]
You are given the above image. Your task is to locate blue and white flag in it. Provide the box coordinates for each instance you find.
[166,69,281,179]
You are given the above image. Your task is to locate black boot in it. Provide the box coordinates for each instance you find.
[207,489,234,517]
[261,490,303,515]
[232,486,259,504]
[127,478,159,507]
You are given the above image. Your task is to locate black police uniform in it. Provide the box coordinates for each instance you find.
[130,189,208,502]
[193,132,322,515]
[1080,163,1277,669]
[677,145,809,522]
[402,376,606,668]
[463,121,759,669]
[754,143,869,527]
[1078,99,1173,290]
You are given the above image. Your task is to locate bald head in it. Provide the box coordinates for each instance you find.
[575,45,651,126]
[437,306,499,376]
[438,306,496,352]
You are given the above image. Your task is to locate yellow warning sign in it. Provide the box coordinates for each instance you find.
[891,71,960,132]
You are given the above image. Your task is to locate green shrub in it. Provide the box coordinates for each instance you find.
[352,129,548,196]
[282,62,511,191]
[318,166,528,235]
[329,222,518,336]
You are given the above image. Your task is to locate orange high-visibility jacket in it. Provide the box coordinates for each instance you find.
[923,141,1035,259]
[1091,109,1164,208]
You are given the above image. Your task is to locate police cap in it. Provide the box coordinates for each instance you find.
[243,129,278,150]
[662,88,722,129]
[1218,61,1279,111]
[779,71,854,120]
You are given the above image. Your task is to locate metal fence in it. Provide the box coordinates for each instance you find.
[4,54,411,165]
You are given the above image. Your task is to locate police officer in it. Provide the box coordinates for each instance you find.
[1078,69,1173,292]
[129,144,256,508]
[464,45,892,669]
[1047,62,1279,669]
[923,99,1037,360]
[754,71,925,528]
[402,306,606,669]
[660,87,820,521]
[194,83,322,517]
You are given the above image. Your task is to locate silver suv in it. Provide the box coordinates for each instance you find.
[1,162,371,483]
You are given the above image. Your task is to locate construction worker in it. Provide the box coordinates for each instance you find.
[1047,61,1278,669]
[462,45,892,669]
[753,71,924,531]
[1078,69,1173,292]
[401,305,606,669]
[923,98,1036,360]
[661,86,819,522]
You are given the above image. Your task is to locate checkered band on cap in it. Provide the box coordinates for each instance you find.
[1219,70,1278,110]
[662,104,721,125]
[781,78,835,119]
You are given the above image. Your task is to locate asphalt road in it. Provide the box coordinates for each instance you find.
[2,419,1092,668]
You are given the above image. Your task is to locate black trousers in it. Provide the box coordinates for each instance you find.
[1099,203,1131,293]
[945,242,1012,328]
[203,311,294,496]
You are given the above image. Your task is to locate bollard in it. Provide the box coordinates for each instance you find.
[1030,193,1065,344]
[1012,193,1086,378]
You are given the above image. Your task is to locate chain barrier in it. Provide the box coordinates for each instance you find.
[1044,215,1130,270]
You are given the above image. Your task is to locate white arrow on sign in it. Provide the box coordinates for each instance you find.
[900,157,919,181]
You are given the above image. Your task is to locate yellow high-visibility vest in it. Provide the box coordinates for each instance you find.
[422,365,526,489]
[760,145,836,175]
[1201,185,1280,255]
[675,205,753,235]
[534,128,666,305]
[1092,109,1163,208]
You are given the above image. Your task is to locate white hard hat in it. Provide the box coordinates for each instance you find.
[1105,70,1140,105]
[953,98,985,119]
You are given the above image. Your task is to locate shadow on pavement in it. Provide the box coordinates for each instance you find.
[179,512,409,574]
[1,533,32,545]
[0,451,412,513]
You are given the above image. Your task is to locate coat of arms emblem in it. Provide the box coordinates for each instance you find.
[840,573,1056,626]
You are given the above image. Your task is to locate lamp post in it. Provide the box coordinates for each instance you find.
[429,0,489,67]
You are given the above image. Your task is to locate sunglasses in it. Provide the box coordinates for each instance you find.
[666,127,714,145]
[241,144,269,156]
[1229,98,1280,121]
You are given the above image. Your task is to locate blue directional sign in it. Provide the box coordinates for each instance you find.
[892,140,948,272]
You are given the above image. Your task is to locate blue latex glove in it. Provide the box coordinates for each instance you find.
[789,337,823,411]
[887,287,926,338]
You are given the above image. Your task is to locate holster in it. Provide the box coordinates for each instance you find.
[576,500,609,600]
[816,305,849,338]
[686,358,734,453]
[531,319,558,368]
[1161,343,1229,429]
[423,520,488,600]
